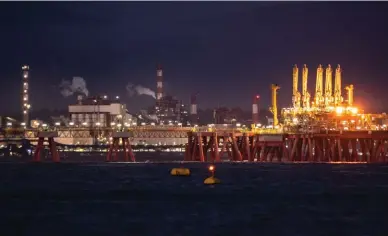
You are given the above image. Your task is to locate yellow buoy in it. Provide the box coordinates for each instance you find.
[204,176,221,185]
[170,167,191,176]
[204,164,220,184]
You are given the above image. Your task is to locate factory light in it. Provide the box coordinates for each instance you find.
[21,122,26,126]
[96,122,101,126]
[42,124,47,127]
[141,122,146,126]
[103,95,107,99]
[124,123,130,127]
[82,122,88,126]
[55,122,60,126]
[132,122,137,126]
[116,96,120,99]
[236,123,241,127]
[335,106,344,115]
[111,122,116,126]
[69,122,74,126]
[6,122,12,126]
[350,107,358,115]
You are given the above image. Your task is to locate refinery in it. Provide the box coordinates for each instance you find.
[1,63,388,163]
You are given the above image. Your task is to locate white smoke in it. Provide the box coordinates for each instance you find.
[139,110,159,122]
[60,77,89,97]
[126,83,156,99]
[147,114,159,122]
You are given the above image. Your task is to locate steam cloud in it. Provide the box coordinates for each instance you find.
[60,77,89,97]
[139,110,159,122]
[126,83,156,99]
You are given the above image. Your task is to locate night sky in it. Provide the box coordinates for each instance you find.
[1,1,387,115]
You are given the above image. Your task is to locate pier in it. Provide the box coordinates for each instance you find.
[184,130,388,163]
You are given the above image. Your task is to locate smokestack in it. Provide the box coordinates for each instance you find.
[252,95,260,124]
[190,93,198,125]
[156,65,163,103]
[21,65,30,127]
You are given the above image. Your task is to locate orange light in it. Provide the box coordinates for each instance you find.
[208,165,215,171]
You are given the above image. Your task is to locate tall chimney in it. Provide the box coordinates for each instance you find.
[190,93,198,125]
[252,95,260,124]
[156,65,163,104]
[21,65,30,127]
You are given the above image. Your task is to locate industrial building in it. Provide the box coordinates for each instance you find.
[260,63,387,132]
[153,65,189,125]
[68,95,136,128]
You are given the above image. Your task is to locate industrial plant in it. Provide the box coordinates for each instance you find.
[1,60,388,166]
[1,62,388,154]
[268,64,387,133]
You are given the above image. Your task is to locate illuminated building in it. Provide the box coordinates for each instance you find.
[68,95,135,127]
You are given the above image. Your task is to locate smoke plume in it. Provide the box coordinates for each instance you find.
[126,83,156,99]
[60,77,89,97]
[140,110,159,122]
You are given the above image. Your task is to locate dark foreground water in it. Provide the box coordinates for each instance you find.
[0,160,388,236]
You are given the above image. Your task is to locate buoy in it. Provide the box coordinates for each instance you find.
[170,167,191,176]
[204,164,220,185]
[204,176,221,184]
